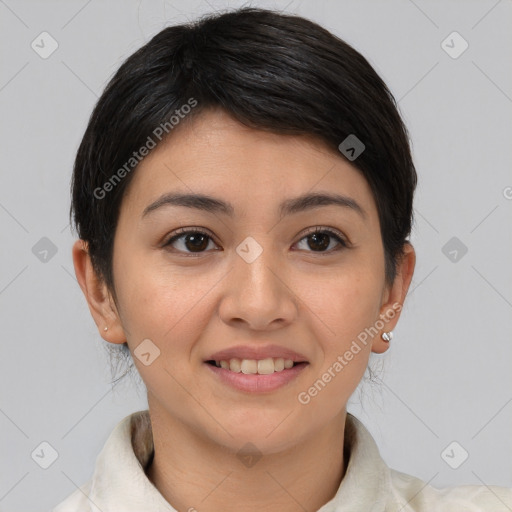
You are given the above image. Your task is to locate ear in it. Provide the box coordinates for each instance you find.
[372,242,416,354]
[72,239,126,344]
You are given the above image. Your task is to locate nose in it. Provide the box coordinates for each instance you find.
[218,242,298,331]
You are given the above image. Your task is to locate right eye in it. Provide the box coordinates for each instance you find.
[162,228,219,255]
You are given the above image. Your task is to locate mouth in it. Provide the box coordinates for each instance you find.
[204,355,309,393]
[203,344,310,392]
[205,357,307,375]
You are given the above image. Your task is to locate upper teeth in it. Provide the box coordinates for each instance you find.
[215,358,295,374]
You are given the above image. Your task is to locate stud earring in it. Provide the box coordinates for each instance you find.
[381,331,393,342]
[104,326,108,331]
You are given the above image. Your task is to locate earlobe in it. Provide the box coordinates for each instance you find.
[372,242,416,354]
[72,239,126,344]
[371,331,394,355]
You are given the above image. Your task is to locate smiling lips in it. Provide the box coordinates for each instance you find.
[204,344,309,392]
[206,344,308,374]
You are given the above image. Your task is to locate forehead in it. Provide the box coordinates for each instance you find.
[121,108,378,222]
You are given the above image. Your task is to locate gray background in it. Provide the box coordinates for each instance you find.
[0,0,511,510]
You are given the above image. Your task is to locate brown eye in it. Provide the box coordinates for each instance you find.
[295,228,348,253]
[163,226,348,256]
[164,229,217,254]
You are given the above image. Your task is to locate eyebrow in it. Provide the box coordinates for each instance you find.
[142,191,367,220]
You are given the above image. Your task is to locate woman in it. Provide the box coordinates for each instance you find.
[53,6,512,511]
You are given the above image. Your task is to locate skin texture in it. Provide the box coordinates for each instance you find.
[73,107,415,512]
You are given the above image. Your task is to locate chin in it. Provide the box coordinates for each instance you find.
[209,412,307,453]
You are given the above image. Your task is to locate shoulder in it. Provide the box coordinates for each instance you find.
[388,468,512,511]
[50,410,164,512]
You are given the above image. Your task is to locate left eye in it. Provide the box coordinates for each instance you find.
[294,228,348,253]
[163,227,348,255]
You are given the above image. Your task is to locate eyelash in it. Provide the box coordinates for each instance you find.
[162,226,349,256]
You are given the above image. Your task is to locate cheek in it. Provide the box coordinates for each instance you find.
[112,256,213,397]
[296,273,379,421]
[113,249,217,349]
[296,255,382,405]
[303,260,383,344]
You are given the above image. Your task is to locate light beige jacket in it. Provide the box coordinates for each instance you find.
[52,410,512,511]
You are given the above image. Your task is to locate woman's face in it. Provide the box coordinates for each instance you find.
[105,108,411,453]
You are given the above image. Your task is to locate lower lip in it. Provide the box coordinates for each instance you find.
[204,362,309,393]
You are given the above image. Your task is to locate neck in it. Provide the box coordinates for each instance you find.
[145,402,348,512]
